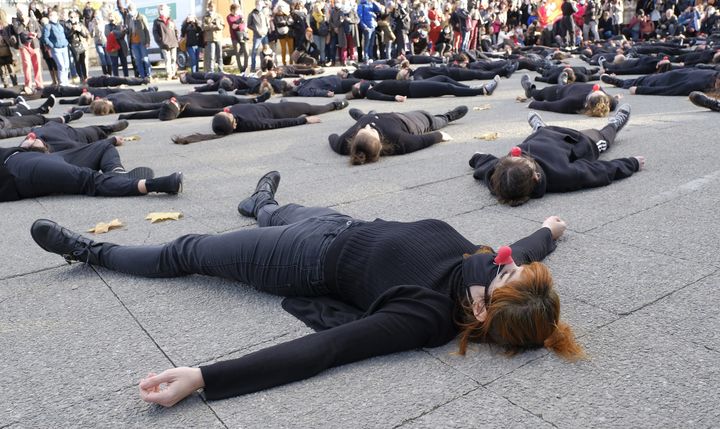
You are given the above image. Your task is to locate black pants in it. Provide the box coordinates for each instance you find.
[407,76,484,98]
[0,87,20,98]
[94,204,359,296]
[41,124,114,152]
[413,67,498,81]
[70,48,88,81]
[7,114,61,129]
[87,76,147,87]
[529,85,566,101]
[264,101,336,117]
[5,140,141,199]
[579,124,617,154]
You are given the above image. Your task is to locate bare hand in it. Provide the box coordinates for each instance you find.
[634,155,645,170]
[629,86,637,94]
[327,91,334,97]
[542,216,567,240]
[395,95,407,102]
[139,367,204,407]
[440,131,453,141]
[305,115,322,124]
[113,136,124,146]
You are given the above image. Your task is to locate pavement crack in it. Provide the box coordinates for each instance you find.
[392,385,483,428]
[0,264,68,281]
[195,330,299,366]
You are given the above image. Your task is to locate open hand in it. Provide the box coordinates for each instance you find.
[634,155,645,170]
[327,91,334,97]
[305,115,322,124]
[139,367,204,408]
[542,216,567,240]
[629,86,637,94]
[395,95,407,102]
[440,131,453,141]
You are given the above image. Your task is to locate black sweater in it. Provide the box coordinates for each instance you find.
[295,76,360,97]
[470,125,640,197]
[529,83,618,114]
[631,68,720,95]
[365,80,411,100]
[107,90,176,112]
[200,220,556,400]
[0,147,25,201]
[229,103,307,132]
[328,111,444,156]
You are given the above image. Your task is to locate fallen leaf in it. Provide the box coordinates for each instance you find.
[87,218,123,234]
[516,96,528,102]
[145,212,183,223]
[473,104,491,111]
[475,132,499,141]
[121,135,141,141]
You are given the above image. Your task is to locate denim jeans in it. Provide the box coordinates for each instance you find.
[130,43,152,78]
[95,44,110,67]
[204,41,223,72]
[186,45,200,72]
[362,26,375,61]
[313,34,326,62]
[250,35,268,71]
[96,204,359,297]
[51,47,70,85]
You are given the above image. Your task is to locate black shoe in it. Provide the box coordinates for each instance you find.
[598,56,607,71]
[608,104,631,132]
[445,105,468,122]
[504,61,518,77]
[110,119,129,132]
[38,94,56,113]
[109,166,155,180]
[333,99,349,110]
[15,95,26,106]
[600,73,623,87]
[63,110,84,123]
[521,74,533,98]
[238,171,281,218]
[528,111,546,132]
[483,75,500,95]
[349,108,366,120]
[254,91,271,103]
[558,71,569,86]
[31,219,99,264]
[689,91,720,112]
[145,172,183,194]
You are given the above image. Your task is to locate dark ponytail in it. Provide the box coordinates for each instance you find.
[172,112,235,144]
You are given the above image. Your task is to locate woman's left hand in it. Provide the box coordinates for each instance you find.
[139,367,205,407]
[628,86,637,94]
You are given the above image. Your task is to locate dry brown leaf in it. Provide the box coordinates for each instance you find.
[145,212,183,223]
[122,135,141,141]
[473,104,491,111]
[87,218,123,234]
[475,132,499,141]
[516,95,528,102]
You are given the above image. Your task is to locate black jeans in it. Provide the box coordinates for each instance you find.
[96,204,360,296]
[5,140,140,198]
[407,76,485,98]
[580,124,617,154]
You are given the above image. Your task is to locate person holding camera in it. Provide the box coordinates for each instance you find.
[203,1,225,73]
[66,10,90,82]
[227,3,249,73]
[181,14,203,73]
[12,8,42,93]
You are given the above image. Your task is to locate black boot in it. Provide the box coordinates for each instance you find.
[253,91,271,103]
[109,166,155,179]
[31,219,102,264]
[689,91,720,112]
[63,110,84,123]
[10,74,18,86]
[238,171,281,218]
[109,119,129,132]
[349,108,366,120]
[444,105,468,122]
[145,172,183,194]
[332,99,349,110]
[38,94,56,114]
[521,74,534,98]
[600,73,623,87]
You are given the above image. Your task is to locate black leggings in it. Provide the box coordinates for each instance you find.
[93,203,358,297]
[407,76,484,98]
[413,67,499,81]
[40,124,115,152]
[71,49,88,81]
[579,125,617,153]
[87,75,147,87]
[264,101,336,117]
[529,85,567,101]
[5,140,141,199]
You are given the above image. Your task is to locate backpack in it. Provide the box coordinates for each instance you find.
[106,31,121,53]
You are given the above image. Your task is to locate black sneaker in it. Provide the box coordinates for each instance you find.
[558,71,569,86]
[254,91,271,103]
[483,75,500,95]
[504,61,518,77]
[145,172,183,194]
[31,219,98,264]
[608,104,631,132]
[528,111,546,132]
[600,73,623,87]
[63,110,84,123]
[238,171,281,218]
[109,166,155,180]
[349,108,366,120]
[110,119,129,132]
[521,75,533,98]
[333,99,349,110]
[445,105,468,122]
[689,91,720,112]
[598,56,606,71]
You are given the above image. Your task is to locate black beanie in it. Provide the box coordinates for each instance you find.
[219,77,234,91]
[212,113,235,135]
[158,100,181,121]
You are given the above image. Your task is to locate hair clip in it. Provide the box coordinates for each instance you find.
[592,84,600,91]
[494,245,514,265]
[94,96,101,100]
[223,107,231,113]
[510,146,522,157]
[662,55,669,61]
[27,132,36,140]
[170,97,177,103]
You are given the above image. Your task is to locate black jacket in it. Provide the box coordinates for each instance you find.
[470,125,640,198]
[0,147,25,202]
[529,83,618,114]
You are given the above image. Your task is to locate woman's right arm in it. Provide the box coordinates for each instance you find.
[139,286,455,404]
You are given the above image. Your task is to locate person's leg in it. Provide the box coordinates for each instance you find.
[19,45,33,92]
[53,139,124,171]
[266,101,336,117]
[131,44,143,78]
[119,53,129,77]
[251,36,262,71]
[408,81,484,98]
[53,48,68,85]
[424,74,471,87]
[530,85,562,101]
[258,203,347,227]
[78,51,88,81]
[110,55,119,76]
[580,124,617,154]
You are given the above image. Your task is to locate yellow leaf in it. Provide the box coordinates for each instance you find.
[473,104,491,111]
[122,135,141,141]
[475,132,499,141]
[516,96,528,102]
[87,218,124,234]
[145,212,183,223]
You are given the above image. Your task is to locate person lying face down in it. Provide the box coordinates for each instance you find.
[470,106,644,206]
[521,78,621,117]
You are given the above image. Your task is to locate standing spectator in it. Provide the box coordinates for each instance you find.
[290,0,308,51]
[203,1,225,73]
[598,10,615,38]
[450,1,469,52]
[561,0,578,47]
[392,0,411,56]
[227,4,248,72]
[28,2,43,22]
[273,2,294,66]
[92,15,111,75]
[12,8,42,92]
[38,17,59,85]
[105,12,130,77]
[128,3,152,79]
[66,10,90,82]
[309,2,329,66]
[82,2,95,29]
[42,10,70,85]
[248,0,271,73]
[611,0,624,35]
[153,4,179,79]
[357,0,381,63]
[181,14,203,73]
[117,0,140,77]
[0,10,18,88]
[583,0,600,40]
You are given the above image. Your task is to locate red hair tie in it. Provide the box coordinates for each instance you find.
[662,55,669,61]
[27,132,36,140]
[170,97,177,103]
[494,246,514,265]
[592,84,600,91]
[81,88,88,93]
[510,146,522,157]
[94,96,101,100]
[223,107,231,113]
